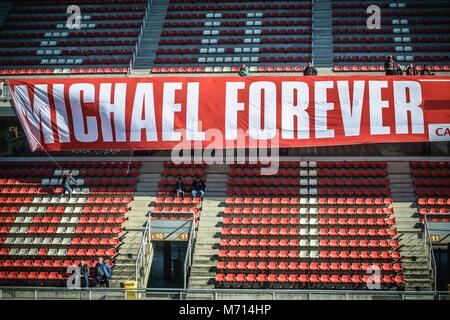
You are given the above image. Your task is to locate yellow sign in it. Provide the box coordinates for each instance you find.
[430,235,441,243]
[151,233,166,240]
[124,280,137,300]
[179,233,189,241]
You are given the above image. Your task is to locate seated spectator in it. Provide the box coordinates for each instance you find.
[406,63,418,76]
[420,65,435,76]
[174,176,185,198]
[395,64,403,75]
[303,62,318,76]
[191,176,205,199]
[384,55,396,75]
[238,64,249,77]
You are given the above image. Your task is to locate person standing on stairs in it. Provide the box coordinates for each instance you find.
[79,260,90,288]
[95,257,112,288]
[60,170,78,198]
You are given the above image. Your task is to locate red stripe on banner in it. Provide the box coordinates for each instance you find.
[423,101,450,110]
[7,76,450,152]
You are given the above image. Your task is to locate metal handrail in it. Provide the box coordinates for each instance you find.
[423,213,438,291]
[130,0,152,71]
[0,286,448,300]
[135,216,151,286]
[183,213,196,289]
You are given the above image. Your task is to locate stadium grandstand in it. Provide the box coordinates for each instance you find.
[0,0,449,302]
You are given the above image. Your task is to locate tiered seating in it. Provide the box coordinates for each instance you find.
[0,0,148,75]
[332,1,450,72]
[151,0,312,73]
[0,160,141,286]
[216,161,404,290]
[411,161,450,224]
[150,162,206,221]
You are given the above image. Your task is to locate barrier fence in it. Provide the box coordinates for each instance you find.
[0,287,448,300]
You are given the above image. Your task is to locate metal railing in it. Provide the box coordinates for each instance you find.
[183,213,197,289]
[0,287,448,301]
[130,0,153,72]
[135,216,152,287]
[423,214,438,291]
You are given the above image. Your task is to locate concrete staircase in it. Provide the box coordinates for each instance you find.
[110,162,162,287]
[187,165,228,299]
[135,162,163,196]
[312,0,334,67]
[132,0,170,72]
[388,162,433,292]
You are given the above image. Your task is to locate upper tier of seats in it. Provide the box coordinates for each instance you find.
[333,0,450,72]
[0,0,148,76]
[151,0,312,73]
[2,0,449,75]
[0,160,141,286]
[151,0,450,74]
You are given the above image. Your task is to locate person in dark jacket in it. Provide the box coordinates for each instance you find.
[395,64,403,75]
[174,176,185,198]
[303,62,318,76]
[238,64,249,77]
[191,176,205,198]
[95,258,112,288]
[60,170,78,198]
[79,260,90,288]
[406,63,418,75]
[384,55,396,75]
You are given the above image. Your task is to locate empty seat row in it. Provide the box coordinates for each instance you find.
[0,248,115,258]
[0,226,122,235]
[0,259,111,268]
[219,238,398,248]
[415,188,450,197]
[221,228,397,237]
[229,168,304,177]
[412,169,450,177]
[412,162,450,169]
[168,4,311,11]
[317,188,390,196]
[419,208,450,215]
[217,261,402,272]
[0,272,65,281]
[0,216,125,224]
[218,249,401,259]
[225,197,392,205]
[0,206,128,215]
[215,273,405,285]
[222,217,395,227]
[224,207,393,215]
[318,169,388,177]
[2,237,119,246]
[152,207,200,214]
[154,197,201,205]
